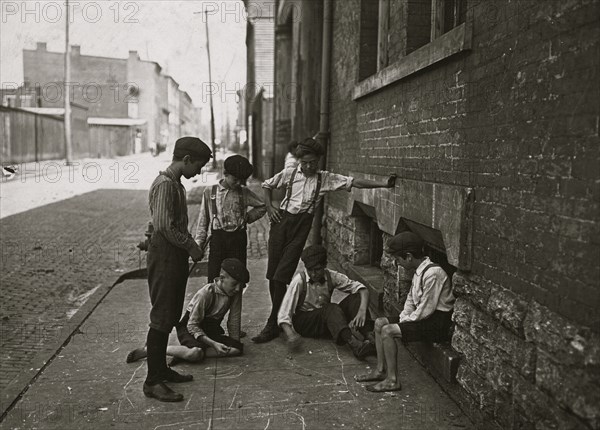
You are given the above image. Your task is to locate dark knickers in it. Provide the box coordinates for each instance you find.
[147,232,189,333]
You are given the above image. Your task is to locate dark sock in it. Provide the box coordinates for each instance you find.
[339,327,353,344]
[145,328,169,385]
[267,280,286,326]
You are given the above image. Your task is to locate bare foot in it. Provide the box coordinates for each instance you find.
[354,370,385,382]
[286,332,303,352]
[365,379,402,392]
[126,347,147,363]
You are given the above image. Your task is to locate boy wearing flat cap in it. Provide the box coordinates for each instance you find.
[195,155,266,284]
[278,245,376,359]
[126,259,248,367]
[143,136,212,402]
[253,137,397,343]
[355,231,455,392]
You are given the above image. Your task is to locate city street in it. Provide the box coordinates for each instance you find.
[0,154,471,429]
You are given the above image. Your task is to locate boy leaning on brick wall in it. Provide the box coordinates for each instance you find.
[355,231,455,392]
[252,137,397,344]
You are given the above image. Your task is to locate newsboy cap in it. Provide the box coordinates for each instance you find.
[221,258,250,285]
[173,136,212,160]
[385,231,424,256]
[297,137,325,156]
[224,155,253,184]
[301,245,328,269]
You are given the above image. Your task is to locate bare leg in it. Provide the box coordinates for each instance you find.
[367,324,402,392]
[355,317,389,382]
[166,346,204,362]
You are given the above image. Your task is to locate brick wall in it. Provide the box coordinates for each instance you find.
[327,0,599,428]
[23,46,128,118]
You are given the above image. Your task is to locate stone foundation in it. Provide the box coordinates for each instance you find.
[452,272,600,429]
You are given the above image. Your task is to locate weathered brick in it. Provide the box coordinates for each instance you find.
[486,284,529,335]
[536,352,600,428]
[524,301,600,367]
[452,273,492,310]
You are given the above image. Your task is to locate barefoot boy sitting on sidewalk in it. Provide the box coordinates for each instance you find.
[355,231,455,392]
[278,245,376,359]
[127,258,249,366]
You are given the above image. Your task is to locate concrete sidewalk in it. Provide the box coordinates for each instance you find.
[0,257,473,429]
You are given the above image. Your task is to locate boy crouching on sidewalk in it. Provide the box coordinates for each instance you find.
[278,245,376,359]
[127,258,249,367]
[355,231,455,392]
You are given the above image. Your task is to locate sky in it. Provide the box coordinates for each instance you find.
[1,0,249,127]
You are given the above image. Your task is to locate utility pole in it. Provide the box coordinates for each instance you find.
[204,10,217,169]
[64,0,73,164]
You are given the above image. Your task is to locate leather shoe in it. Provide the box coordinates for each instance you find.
[348,337,376,360]
[143,382,184,402]
[162,368,193,383]
[251,323,279,343]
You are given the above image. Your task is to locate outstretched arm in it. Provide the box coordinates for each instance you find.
[352,174,396,189]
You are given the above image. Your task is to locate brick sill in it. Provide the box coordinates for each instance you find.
[352,22,472,100]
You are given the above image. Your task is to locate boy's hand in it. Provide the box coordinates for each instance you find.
[189,246,204,262]
[349,309,367,329]
[213,342,231,356]
[267,205,282,224]
[386,173,397,188]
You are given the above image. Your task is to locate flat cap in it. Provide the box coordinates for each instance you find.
[224,155,253,184]
[301,245,328,269]
[221,258,250,285]
[297,137,324,156]
[173,136,212,160]
[386,231,424,256]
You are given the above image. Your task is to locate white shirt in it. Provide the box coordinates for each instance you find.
[399,257,455,323]
[277,269,366,327]
[262,166,354,214]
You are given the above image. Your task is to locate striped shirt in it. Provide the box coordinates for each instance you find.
[148,169,196,252]
[186,280,242,341]
[262,166,354,214]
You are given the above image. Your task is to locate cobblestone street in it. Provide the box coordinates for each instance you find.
[0,173,267,416]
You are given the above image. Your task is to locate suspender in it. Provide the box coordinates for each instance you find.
[295,269,334,312]
[284,169,323,213]
[206,184,247,232]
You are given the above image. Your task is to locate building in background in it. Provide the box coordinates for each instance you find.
[4,42,206,162]
[267,1,600,429]
[244,0,275,179]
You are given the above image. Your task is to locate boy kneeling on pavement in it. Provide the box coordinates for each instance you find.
[278,245,376,359]
[127,258,248,399]
[355,231,455,392]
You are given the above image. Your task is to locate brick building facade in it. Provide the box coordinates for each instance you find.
[21,42,202,154]
[272,0,599,428]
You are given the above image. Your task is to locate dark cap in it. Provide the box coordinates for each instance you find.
[173,136,212,160]
[297,137,324,156]
[301,245,328,269]
[221,258,250,285]
[224,155,253,184]
[386,231,424,256]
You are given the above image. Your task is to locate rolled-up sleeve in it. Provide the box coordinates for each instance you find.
[277,273,303,327]
[321,171,354,192]
[329,270,366,294]
[262,168,290,190]
[244,188,267,224]
[194,190,209,249]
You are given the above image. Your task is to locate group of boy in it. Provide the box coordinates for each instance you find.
[127,136,455,402]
